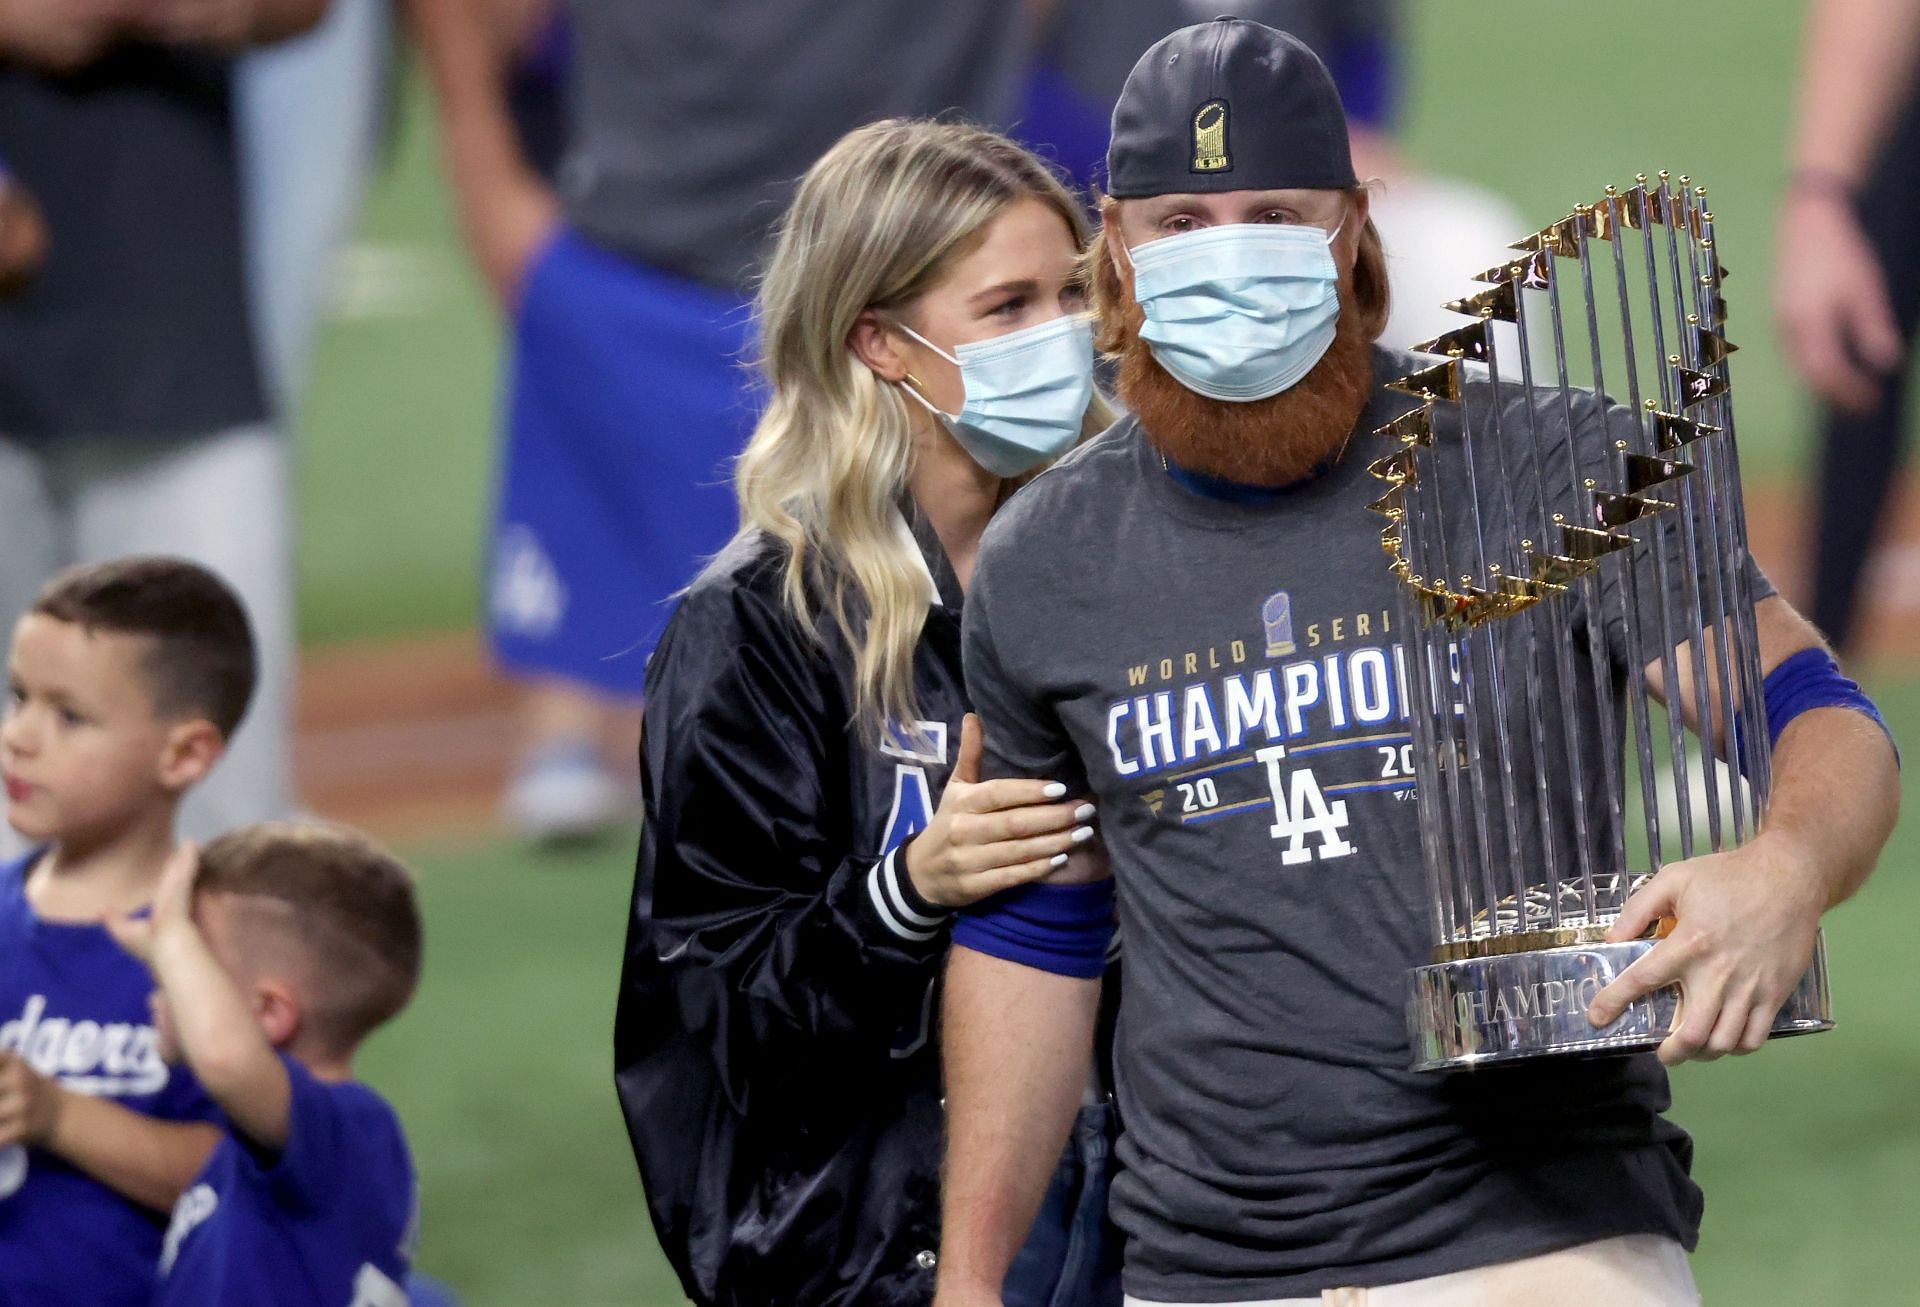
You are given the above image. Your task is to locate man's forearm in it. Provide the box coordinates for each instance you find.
[936,945,1099,1302]
[43,1093,219,1213]
[1766,704,1899,908]
[1749,596,1898,907]
[1791,0,1920,181]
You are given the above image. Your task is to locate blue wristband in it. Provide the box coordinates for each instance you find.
[1762,647,1896,764]
[952,880,1115,979]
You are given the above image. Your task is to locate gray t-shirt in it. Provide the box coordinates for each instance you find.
[562,0,1029,289]
[963,348,1758,1299]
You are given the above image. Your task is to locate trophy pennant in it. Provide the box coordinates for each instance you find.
[1440,280,1518,323]
[1650,409,1722,450]
[1622,452,1693,492]
[1408,320,1493,362]
[1675,365,1729,407]
[1385,360,1463,404]
[1377,406,1436,446]
[1692,325,1737,367]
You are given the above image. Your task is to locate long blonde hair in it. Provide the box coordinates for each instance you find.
[730,119,1111,741]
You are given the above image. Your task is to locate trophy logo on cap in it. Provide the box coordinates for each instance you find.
[1190,99,1231,174]
[1371,172,1834,1071]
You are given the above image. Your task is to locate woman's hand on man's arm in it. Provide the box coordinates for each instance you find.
[904,714,1097,909]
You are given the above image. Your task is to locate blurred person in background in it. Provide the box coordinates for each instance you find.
[616,118,1120,1307]
[404,0,593,842]
[236,0,394,414]
[408,0,1039,842]
[1776,0,1920,654]
[0,0,329,848]
[1013,0,1525,350]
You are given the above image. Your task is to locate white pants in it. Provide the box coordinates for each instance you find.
[1126,1234,1699,1307]
[0,427,295,845]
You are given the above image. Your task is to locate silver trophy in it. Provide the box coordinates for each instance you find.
[1374,173,1833,1071]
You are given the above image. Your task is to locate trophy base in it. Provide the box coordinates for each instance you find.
[1406,931,1832,1072]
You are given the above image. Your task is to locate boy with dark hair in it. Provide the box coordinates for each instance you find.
[0,556,257,1306]
[108,822,422,1306]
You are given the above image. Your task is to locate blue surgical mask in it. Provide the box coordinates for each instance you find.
[1125,219,1345,403]
[896,314,1095,477]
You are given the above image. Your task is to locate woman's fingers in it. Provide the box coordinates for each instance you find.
[952,713,984,786]
[961,824,1096,873]
[965,853,1078,901]
[960,801,1095,848]
[961,776,1079,814]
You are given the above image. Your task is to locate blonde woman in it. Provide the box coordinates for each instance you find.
[614,120,1122,1307]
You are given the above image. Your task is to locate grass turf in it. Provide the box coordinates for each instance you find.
[298,1,1829,647]
[375,669,1919,1306]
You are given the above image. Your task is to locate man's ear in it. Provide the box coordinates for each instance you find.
[1338,186,1372,264]
[1102,220,1133,290]
[156,719,225,794]
[848,310,912,384]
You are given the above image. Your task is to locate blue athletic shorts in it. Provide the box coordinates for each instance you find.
[487,227,757,696]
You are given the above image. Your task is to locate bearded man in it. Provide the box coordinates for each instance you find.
[932,17,1899,1307]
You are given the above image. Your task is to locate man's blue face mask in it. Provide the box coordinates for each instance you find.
[1122,213,1346,403]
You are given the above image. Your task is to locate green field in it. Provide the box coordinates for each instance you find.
[300,2,1920,1302]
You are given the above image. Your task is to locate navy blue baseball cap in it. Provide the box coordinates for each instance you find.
[1106,16,1358,198]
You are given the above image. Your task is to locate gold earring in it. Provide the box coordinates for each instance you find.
[902,372,925,393]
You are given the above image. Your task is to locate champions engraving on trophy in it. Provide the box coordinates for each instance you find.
[1375,173,1834,1071]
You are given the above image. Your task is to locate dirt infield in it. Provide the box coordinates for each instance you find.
[298,480,1920,842]
[298,632,520,843]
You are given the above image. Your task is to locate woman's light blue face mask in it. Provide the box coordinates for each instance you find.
[895,313,1096,478]
[1123,214,1346,403]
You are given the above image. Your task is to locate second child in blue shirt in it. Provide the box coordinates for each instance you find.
[107,822,423,1307]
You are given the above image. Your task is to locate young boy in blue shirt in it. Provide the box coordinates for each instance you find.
[0,557,255,1306]
[108,821,422,1306]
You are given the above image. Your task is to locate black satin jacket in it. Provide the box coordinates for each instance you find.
[615,526,971,1307]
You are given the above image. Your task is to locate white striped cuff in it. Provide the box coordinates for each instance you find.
[866,848,949,943]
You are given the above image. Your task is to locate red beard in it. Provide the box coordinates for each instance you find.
[1112,273,1375,486]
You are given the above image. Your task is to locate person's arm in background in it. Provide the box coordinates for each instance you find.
[0,0,135,71]
[0,0,331,74]
[133,0,331,47]
[399,0,558,305]
[1776,0,1920,412]
[1590,594,1899,1062]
